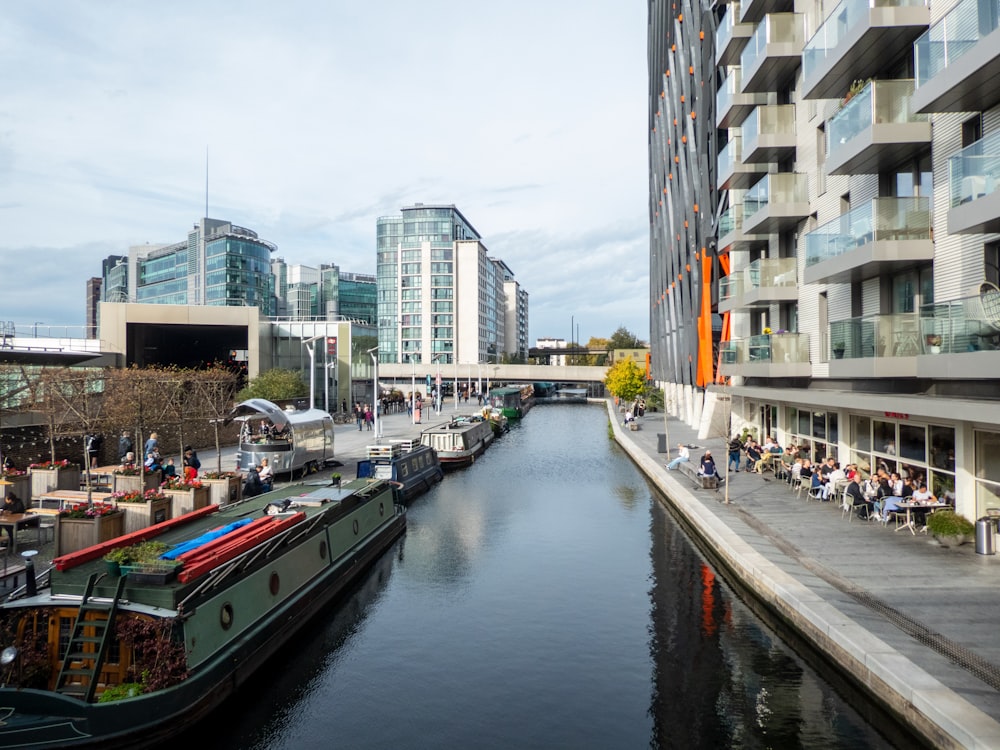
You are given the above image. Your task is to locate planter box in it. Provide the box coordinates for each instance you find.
[164,486,211,517]
[30,466,82,499]
[203,476,242,506]
[118,497,172,535]
[0,475,31,505]
[121,564,178,585]
[55,511,126,556]
[112,473,160,494]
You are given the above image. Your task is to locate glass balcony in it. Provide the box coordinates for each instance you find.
[717,3,755,66]
[829,313,921,359]
[742,105,796,163]
[740,0,794,24]
[826,79,930,175]
[717,68,767,128]
[718,203,766,253]
[720,274,746,306]
[740,14,804,93]
[720,258,797,313]
[719,333,811,377]
[742,173,810,235]
[920,288,1000,352]
[947,130,1000,234]
[912,0,1000,113]
[801,0,929,100]
[803,197,933,284]
[719,135,769,190]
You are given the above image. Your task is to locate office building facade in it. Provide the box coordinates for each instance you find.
[648,0,1000,521]
[376,204,524,367]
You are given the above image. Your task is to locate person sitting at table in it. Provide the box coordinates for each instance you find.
[909,483,936,527]
[811,467,831,500]
[846,477,871,519]
[744,440,762,473]
[878,478,902,523]
[827,462,846,493]
[0,491,26,547]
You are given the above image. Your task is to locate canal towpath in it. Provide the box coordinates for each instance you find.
[612,402,1000,750]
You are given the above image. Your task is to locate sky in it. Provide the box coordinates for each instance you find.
[0,1,650,345]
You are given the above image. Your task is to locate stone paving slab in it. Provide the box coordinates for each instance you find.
[616,405,1000,749]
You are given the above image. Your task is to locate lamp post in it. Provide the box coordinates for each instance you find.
[432,354,443,414]
[302,334,325,410]
[368,346,381,439]
[454,359,459,411]
[406,355,416,425]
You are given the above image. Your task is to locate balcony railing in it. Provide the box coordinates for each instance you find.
[805,197,931,267]
[804,0,928,83]
[914,0,1000,87]
[744,173,809,219]
[720,275,745,303]
[719,204,743,238]
[718,136,741,178]
[720,333,810,364]
[949,130,1000,207]
[741,14,804,86]
[827,79,927,155]
[828,313,921,360]
[746,257,797,289]
[743,104,795,159]
[717,68,740,117]
[920,289,1000,354]
[718,3,738,52]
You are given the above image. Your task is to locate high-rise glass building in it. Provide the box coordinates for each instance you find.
[102,218,276,314]
[376,204,525,366]
[649,0,1000,521]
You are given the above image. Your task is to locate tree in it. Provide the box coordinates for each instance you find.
[236,368,308,403]
[608,326,646,350]
[585,337,610,366]
[604,358,646,405]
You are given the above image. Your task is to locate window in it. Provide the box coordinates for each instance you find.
[962,115,982,148]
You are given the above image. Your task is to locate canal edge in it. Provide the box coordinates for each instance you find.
[607,403,1000,750]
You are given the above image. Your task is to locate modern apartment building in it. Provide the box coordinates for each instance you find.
[269,260,376,323]
[100,218,277,314]
[649,0,1000,521]
[375,204,527,366]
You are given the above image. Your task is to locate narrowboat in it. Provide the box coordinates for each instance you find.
[230,398,334,478]
[419,415,494,468]
[355,441,443,504]
[0,478,405,749]
[485,407,509,437]
[488,385,534,420]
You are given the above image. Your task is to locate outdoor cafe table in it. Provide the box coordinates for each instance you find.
[36,489,114,511]
[0,513,41,555]
[894,501,952,535]
[83,464,118,489]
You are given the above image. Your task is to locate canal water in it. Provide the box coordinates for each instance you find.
[178,404,916,749]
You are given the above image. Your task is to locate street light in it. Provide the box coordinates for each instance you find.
[302,334,326,410]
[432,354,444,414]
[406,355,416,425]
[32,322,45,338]
[368,346,381,439]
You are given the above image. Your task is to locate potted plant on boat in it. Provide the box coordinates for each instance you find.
[55,502,125,556]
[111,488,172,534]
[331,473,342,488]
[161,475,211,517]
[29,458,81,498]
[121,541,181,584]
[201,470,242,506]
[926,509,974,547]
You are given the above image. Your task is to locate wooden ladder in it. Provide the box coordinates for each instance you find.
[55,574,127,702]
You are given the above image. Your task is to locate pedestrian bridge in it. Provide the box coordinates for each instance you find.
[377,362,608,389]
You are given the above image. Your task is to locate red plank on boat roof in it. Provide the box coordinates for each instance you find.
[53,505,221,571]
[176,512,305,583]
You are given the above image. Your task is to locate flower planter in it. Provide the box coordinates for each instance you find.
[118,497,172,535]
[203,476,242,506]
[112,473,160,494]
[0,475,31,504]
[164,486,211,517]
[30,466,82,499]
[55,511,126,557]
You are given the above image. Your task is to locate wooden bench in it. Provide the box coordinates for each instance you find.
[678,461,719,489]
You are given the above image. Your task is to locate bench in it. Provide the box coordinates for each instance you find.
[627,421,640,431]
[678,461,719,489]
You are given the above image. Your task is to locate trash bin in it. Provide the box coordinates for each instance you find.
[976,517,996,555]
[657,433,668,454]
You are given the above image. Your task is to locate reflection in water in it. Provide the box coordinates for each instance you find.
[165,405,914,749]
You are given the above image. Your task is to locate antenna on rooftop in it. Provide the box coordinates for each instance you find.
[205,146,209,219]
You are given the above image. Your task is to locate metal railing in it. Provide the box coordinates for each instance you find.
[741,13,804,85]
[948,129,1000,207]
[804,197,931,267]
[721,333,810,364]
[920,290,1000,354]
[827,80,926,157]
[828,313,921,360]
[914,0,1000,87]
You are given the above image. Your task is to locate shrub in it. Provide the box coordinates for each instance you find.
[926,510,974,537]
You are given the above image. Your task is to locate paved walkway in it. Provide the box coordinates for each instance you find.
[613,405,1000,750]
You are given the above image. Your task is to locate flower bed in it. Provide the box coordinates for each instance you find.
[163,485,211,517]
[30,461,81,499]
[55,508,125,556]
[111,490,172,534]
[202,474,242,506]
[113,472,160,494]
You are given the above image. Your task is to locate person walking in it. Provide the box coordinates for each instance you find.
[85,432,103,469]
[727,435,742,473]
[354,403,363,431]
[364,405,374,431]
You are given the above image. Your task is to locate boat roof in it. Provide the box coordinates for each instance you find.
[7,479,392,613]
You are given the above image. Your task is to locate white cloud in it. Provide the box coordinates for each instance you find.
[0,1,650,344]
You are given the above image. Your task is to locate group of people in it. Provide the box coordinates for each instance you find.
[665,443,721,480]
[117,431,201,485]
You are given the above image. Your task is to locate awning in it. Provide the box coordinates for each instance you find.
[226,398,292,429]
